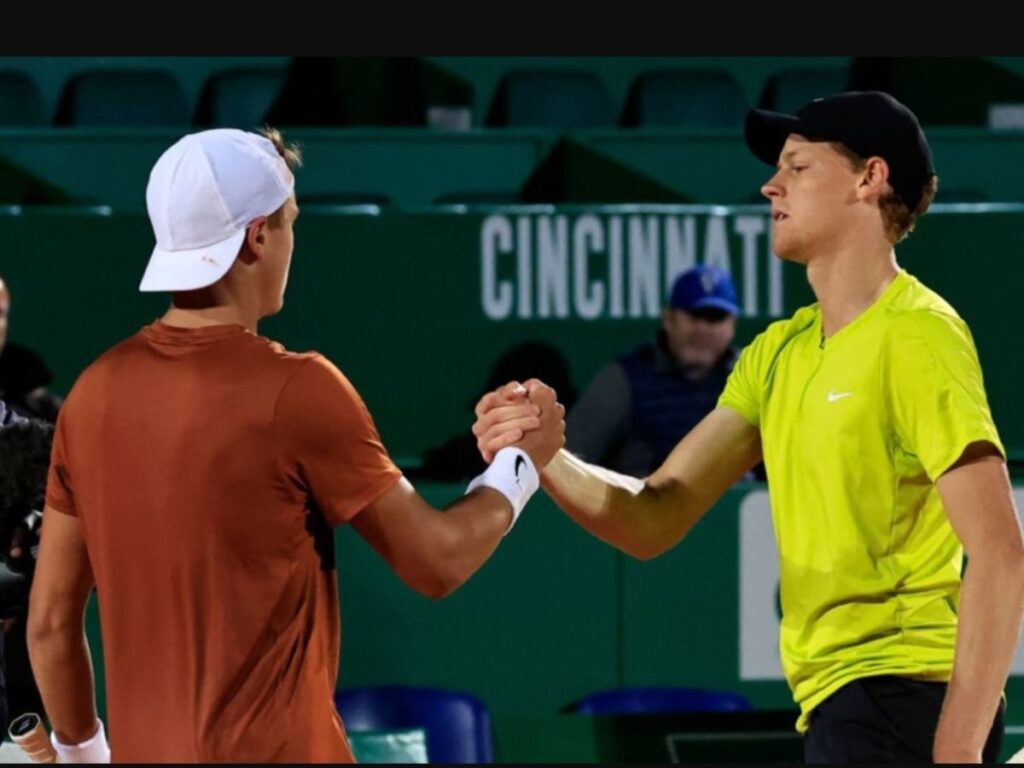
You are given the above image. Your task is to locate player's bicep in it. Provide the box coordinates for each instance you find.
[28,506,94,624]
[648,406,762,503]
[936,443,1022,560]
[351,478,445,572]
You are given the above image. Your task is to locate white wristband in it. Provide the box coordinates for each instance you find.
[466,447,539,533]
[52,719,111,764]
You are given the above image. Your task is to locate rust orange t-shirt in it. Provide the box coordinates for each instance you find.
[45,321,403,763]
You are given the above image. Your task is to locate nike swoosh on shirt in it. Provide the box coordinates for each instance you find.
[827,391,854,403]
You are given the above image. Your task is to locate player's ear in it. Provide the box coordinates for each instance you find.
[249,216,269,247]
[857,156,890,202]
[238,218,269,265]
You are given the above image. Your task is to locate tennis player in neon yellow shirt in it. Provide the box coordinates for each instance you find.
[474,92,1024,764]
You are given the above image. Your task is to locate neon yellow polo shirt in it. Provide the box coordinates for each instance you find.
[719,270,1004,732]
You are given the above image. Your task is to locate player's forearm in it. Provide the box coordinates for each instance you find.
[27,621,99,744]
[540,449,691,560]
[934,549,1024,762]
[425,488,516,596]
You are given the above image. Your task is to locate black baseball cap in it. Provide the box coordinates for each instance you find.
[745,91,935,212]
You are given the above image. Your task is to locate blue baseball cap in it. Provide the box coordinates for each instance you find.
[669,265,739,315]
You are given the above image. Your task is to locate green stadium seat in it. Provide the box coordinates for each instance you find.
[758,67,850,113]
[570,686,753,714]
[195,67,287,129]
[56,69,190,127]
[623,69,747,129]
[487,69,614,129]
[336,686,494,763]
[0,71,45,126]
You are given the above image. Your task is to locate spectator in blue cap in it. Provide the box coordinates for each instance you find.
[565,264,740,477]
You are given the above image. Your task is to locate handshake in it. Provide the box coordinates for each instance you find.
[470,379,566,472]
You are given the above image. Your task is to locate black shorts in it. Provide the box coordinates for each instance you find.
[804,675,1004,764]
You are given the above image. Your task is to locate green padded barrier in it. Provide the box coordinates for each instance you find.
[0,128,554,209]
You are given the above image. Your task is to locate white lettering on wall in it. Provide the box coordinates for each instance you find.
[537,215,569,319]
[573,214,605,320]
[481,214,513,320]
[629,215,660,318]
[480,213,782,320]
[735,216,765,317]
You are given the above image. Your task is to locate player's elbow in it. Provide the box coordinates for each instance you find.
[622,537,672,562]
[627,544,662,562]
[419,575,463,600]
[26,600,78,652]
[420,551,474,600]
[614,482,694,561]
[978,528,1024,564]
[613,513,682,561]
[999,543,1024,582]
[986,547,1024,607]
[967,535,1024,586]
[396,533,472,600]
[403,566,464,600]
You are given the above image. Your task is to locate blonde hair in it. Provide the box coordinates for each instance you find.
[259,126,302,227]
[831,142,938,244]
